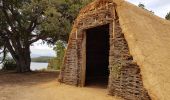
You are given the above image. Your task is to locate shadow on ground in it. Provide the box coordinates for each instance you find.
[0,71,59,86]
[0,71,121,100]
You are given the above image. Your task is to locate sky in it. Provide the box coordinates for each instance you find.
[31,0,170,57]
[126,0,170,18]
[30,40,56,57]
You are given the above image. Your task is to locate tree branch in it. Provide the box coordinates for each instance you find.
[1,7,18,34]
[27,12,41,33]
[0,31,18,61]
[29,34,47,44]
[9,8,23,31]
[0,46,7,64]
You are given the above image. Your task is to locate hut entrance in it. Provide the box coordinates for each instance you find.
[85,24,110,88]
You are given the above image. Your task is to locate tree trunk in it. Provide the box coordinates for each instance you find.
[15,47,31,73]
[16,57,31,72]
[4,31,32,73]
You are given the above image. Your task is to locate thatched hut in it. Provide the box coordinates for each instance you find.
[59,0,170,100]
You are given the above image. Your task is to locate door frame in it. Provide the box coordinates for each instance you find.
[81,31,86,87]
[80,23,113,87]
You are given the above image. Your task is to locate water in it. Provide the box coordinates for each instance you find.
[0,63,2,70]
[31,62,48,71]
[0,62,48,71]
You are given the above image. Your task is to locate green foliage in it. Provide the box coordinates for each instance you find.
[48,40,66,70]
[0,0,92,72]
[53,41,65,58]
[54,0,92,41]
[48,58,61,70]
[165,12,170,20]
[138,3,145,9]
[2,59,17,70]
[0,0,65,70]
[138,3,154,14]
[47,0,92,70]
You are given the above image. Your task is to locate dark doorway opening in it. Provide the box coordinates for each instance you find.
[85,24,110,88]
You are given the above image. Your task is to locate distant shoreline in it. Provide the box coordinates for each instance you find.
[0,56,53,63]
[31,56,53,63]
[0,62,48,71]
[31,62,48,63]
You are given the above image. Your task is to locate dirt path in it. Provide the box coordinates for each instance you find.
[0,72,121,100]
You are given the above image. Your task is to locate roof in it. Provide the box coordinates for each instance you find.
[79,0,170,99]
[115,1,170,100]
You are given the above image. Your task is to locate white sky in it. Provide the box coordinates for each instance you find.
[30,40,56,57]
[31,0,170,57]
[126,0,170,18]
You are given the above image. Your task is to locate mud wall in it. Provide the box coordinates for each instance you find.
[59,2,115,86]
[59,37,78,85]
[59,1,151,100]
[108,12,150,100]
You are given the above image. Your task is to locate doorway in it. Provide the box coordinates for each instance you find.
[85,24,110,88]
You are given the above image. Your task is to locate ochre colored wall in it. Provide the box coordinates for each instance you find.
[60,0,170,100]
[115,1,170,99]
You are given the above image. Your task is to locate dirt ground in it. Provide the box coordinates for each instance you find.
[0,71,121,100]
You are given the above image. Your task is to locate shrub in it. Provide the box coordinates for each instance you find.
[165,12,170,20]
[48,40,65,70]
[2,59,17,70]
[48,58,62,70]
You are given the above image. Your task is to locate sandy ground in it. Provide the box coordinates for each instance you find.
[0,71,121,100]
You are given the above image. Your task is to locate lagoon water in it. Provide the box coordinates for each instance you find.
[0,63,2,70]
[31,62,48,71]
[0,62,48,71]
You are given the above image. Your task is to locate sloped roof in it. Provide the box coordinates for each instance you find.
[115,1,170,100]
[79,0,170,99]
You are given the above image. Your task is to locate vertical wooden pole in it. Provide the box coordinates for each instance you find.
[81,31,86,87]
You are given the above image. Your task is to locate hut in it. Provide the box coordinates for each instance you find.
[59,0,170,100]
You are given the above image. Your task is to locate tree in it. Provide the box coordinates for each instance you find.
[165,12,170,20]
[57,0,92,25]
[48,40,65,70]
[138,3,154,14]
[138,3,145,9]
[0,42,7,64]
[0,0,68,72]
[0,0,91,72]
[53,41,65,62]
[47,0,92,70]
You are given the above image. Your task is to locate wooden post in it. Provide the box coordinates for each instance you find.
[81,31,86,87]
